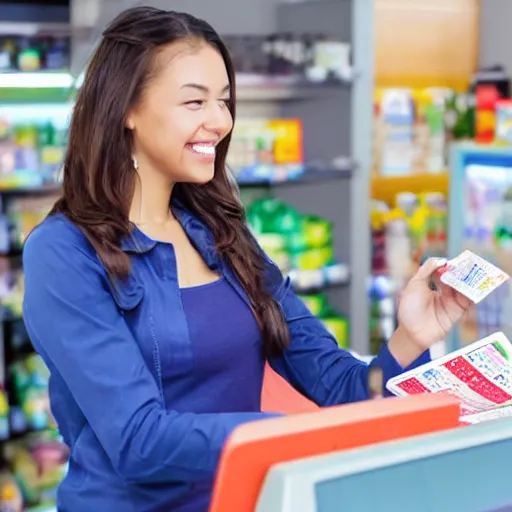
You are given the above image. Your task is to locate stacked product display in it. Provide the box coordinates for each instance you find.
[372,87,452,177]
[0,191,63,512]
[0,108,68,189]
[247,197,349,348]
[0,343,67,511]
[0,188,62,512]
[371,66,512,352]
[371,73,511,179]
[0,28,69,508]
[368,190,448,353]
[369,80,471,354]
[229,116,352,184]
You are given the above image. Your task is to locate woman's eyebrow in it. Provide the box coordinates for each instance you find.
[180,83,231,94]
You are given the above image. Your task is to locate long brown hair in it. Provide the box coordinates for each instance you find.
[52,6,289,356]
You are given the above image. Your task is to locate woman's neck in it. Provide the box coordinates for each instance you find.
[129,160,175,226]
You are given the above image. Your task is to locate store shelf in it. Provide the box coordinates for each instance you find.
[237,167,353,188]
[291,265,350,295]
[279,0,341,4]
[0,247,22,258]
[293,279,350,295]
[237,84,346,102]
[0,183,62,196]
[375,76,470,94]
[0,72,75,103]
[236,74,352,102]
[2,310,22,322]
[0,72,73,89]
[0,88,73,104]
[0,21,69,37]
[371,172,449,205]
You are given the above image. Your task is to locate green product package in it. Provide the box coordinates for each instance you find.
[303,215,333,249]
[270,204,303,234]
[297,293,329,317]
[286,230,308,253]
[257,233,287,253]
[246,198,284,233]
[292,246,334,270]
[321,316,350,349]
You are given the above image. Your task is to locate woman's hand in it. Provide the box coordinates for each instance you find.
[389,257,472,367]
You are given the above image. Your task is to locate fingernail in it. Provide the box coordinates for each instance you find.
[435,258,448,268]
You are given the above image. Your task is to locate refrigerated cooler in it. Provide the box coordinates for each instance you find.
[447,142,512,352]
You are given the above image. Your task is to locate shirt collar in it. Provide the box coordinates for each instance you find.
[119,226,157,253]
[120,198,217,265]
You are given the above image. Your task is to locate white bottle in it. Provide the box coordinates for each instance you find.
[385,217,413,286]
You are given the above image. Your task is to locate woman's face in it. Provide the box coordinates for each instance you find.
[127,40,233,184]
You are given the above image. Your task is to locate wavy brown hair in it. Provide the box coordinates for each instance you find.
[52,6,289,356]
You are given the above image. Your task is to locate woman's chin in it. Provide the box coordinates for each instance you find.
[182,166,216,185]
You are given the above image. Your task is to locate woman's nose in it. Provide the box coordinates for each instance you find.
[203,102,233,134]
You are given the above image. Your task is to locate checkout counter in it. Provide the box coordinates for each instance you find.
[210,394,512,512]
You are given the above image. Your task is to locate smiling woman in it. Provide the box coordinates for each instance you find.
[22,8,292,511]
[21,5,467,512]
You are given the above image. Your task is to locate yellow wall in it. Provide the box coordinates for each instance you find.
[374,0,480,92]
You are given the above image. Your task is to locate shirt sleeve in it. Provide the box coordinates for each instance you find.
[22,220,279,484]
[264,255,430,406]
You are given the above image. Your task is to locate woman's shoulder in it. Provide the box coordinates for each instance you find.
[23,213,97,267]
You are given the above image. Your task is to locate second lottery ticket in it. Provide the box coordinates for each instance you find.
[437,250,510,304]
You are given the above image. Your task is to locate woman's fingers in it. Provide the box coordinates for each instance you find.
[410,257,448,283]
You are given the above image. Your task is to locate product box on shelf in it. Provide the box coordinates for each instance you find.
[0,105,68,189]
[228,118,304,182]
[373,87,452,177]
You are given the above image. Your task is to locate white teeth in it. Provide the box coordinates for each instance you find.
[190,144,215,156]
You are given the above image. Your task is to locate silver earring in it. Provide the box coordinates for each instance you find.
[132,155,139,170]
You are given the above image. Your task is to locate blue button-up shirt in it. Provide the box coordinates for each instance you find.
[22,200,429,511]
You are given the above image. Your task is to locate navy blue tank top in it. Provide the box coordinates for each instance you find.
[166,276,265,413]
[167,277,265,511]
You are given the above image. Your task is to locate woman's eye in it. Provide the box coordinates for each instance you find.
[185,99,230,109]
[185,100,204,109]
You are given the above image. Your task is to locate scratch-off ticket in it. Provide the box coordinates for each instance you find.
[437,250,509,304]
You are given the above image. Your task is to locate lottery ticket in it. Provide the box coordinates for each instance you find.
[386,332,512,423]
[436,250,509,304]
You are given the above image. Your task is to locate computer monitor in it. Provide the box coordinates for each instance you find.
[256,416,512,512]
